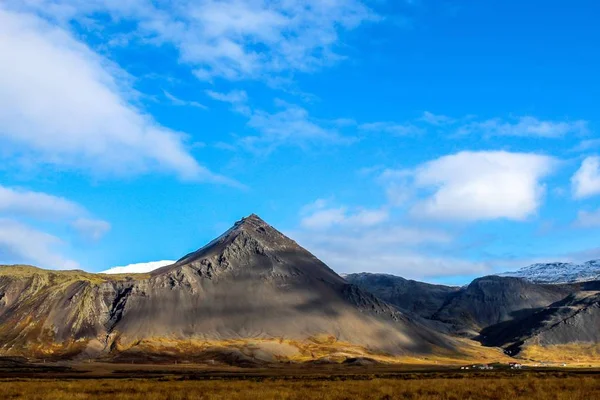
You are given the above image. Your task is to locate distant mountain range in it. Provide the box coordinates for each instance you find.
[0,214,598,365]
[346,272,600,362]
[499,260,600,284]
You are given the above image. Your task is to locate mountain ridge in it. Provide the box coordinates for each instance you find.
[499,260,600,284]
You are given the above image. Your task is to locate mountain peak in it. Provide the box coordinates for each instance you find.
[171,213,300,270]
[233,213,269,230]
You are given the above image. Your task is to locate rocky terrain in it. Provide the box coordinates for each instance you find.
[431,276,578,335]
[348,272,600,358]
[478,284,600,353]
[0,215,452,362]
[344,273,459,319]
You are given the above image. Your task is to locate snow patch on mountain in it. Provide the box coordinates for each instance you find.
[499,260,600,284]
[101,260,176,274]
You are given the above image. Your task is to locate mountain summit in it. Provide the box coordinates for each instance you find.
[0,214,451,362]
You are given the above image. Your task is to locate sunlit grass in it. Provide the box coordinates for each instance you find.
[520,343,600,365]
[0,374,598,400]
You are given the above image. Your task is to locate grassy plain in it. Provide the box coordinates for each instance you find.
[519,343,600,365]
[0,372,599,400]
[0,363,599,400]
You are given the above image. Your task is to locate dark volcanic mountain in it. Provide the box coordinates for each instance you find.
[0,214,452,362]
[432,276,578,335]
[479,285,600,353]
[344,273,459,319]
[346,273,589,340]
[347,271,600,359]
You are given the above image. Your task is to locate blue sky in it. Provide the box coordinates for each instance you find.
[1,0,599,284]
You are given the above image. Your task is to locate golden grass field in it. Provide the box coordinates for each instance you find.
[0,373,599,400]
[519,343,600,365]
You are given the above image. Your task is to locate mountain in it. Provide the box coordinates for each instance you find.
[499,260,600,284]
[345,274,580,337]
[0,214,452,362]
[344,273,459,319]
[431,276,577,335]
[478,282,600,357]
[346,271,600,359]
[101,260,176,274]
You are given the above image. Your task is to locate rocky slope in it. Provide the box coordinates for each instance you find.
[344,273,459,319]
[478,287,600,354]
[431,276,578,335]
[0,215,452,362]
[348,271,600,358]
[499,260,600,284]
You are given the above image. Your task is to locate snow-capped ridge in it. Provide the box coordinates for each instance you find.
[499,259,600,284]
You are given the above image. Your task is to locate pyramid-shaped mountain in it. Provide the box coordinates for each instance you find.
[0,214,452,362]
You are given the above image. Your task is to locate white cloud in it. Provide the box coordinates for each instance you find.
[0,184,110,269]
[290,226,488,279]
[359,121,423,136]
[206,93,348,150]
[0,8,230,183]
[292,199,491,280]
[0,219,79,269]
[301,205,389,230]
[572,156,600,199]
[573,138,600,152]
[205,89,250,115]
[0,185,84,219]
[574,208,600,228]
[8,0,377,82]
[206,90,248,104]
[377,168,415,206]
[0,184,110,238]
[101,260,176,274]
[72,218,112,241]
[420,111,455,126]
[456,116,588,138]
[410,151,556,221]
[246,102,349,148]
[163,91,207,109]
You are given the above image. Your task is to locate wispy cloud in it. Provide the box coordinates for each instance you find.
[163,91,207,110]
[291,198,493,280]
[0,184,110,267]
[300,199,388,230]
[8,0,377,83]
[572,138,600,152]
[0,218,79,269]
[0,8,233,184]
[205,89,250,115]
[0,185,84,220]
[71,218,112,241]
[359,121,424,136]
[246,102,351,149]
[290,219,489,280]
[456,116,588,138]
[207,93,352,151]
[419,111,456,126]
[572,156,600,199]
[574,208,600,228]
[0,185,109,237]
